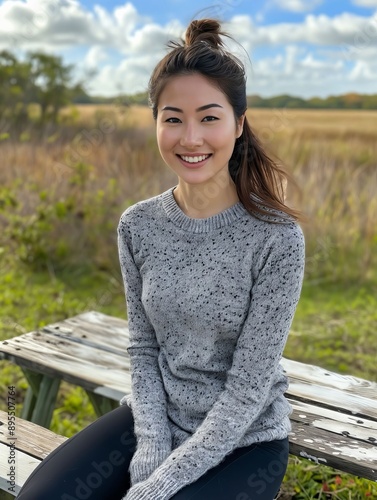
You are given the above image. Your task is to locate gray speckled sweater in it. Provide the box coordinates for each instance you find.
[117,185,305,500]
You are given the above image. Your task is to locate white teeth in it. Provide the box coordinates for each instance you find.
[180,155,209,163]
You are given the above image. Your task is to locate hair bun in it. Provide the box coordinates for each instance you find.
[185,19,224,49]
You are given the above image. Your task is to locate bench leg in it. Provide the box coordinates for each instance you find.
[86,391,118,417]
[21,370,43,421]
[21,369,61,428]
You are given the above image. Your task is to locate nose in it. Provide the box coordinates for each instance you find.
[180,123,204,148]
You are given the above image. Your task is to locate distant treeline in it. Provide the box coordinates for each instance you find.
[247,93,377,109]
[80,91,377,109]
[2,49,376,123]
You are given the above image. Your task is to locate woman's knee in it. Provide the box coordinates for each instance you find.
[17,404,136,499]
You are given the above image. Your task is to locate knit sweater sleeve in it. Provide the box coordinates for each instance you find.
[124,223,305,500]
[117,213,172,483]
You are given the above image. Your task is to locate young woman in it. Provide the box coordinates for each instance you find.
[17,18,305,500]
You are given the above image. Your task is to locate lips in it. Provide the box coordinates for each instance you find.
[177,154,211,164]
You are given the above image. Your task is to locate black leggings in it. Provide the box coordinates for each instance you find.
[17,405,289,500]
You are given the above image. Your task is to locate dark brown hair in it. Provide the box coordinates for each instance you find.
[148,19,300,221]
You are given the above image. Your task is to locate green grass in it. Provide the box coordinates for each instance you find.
[283,457,377,499]
[286,280,377,380]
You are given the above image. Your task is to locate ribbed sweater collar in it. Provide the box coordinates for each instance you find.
[162,186,248,233]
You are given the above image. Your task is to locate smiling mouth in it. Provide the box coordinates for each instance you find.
[177,154,212,164]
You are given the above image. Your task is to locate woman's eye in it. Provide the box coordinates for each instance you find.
[202,116,218,122]
[166,117,181,123]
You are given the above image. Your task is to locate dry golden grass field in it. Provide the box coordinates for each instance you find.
[67,103,377,134]
[4,104,375,281]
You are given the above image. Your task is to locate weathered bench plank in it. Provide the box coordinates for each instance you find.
[288,400,377,481]
[0,410,67,496]
[282,357,377,400]
[42,311,129,355]
[0,331,131,396]
[0,410,67,459]
[282,357,377,421]
[288,424,376,481]
[290,399,377,437]
[0,444,41,496]
[286,380,377,420]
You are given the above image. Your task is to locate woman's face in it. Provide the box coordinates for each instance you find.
[156,73,244,187]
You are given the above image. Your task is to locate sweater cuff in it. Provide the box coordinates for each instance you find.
[124,473,180,500]
[129,439,171,485]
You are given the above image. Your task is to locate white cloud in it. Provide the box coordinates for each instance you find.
[0,0,98,49]
[272,0,323,13]
[85,53,161,96]
[0,0,181,52]
[249,46,346,97]
[352,0,377,7]
[83,46,108,69]
[247,12,377,48]
[127,23,177,55]
[348,60,377,80]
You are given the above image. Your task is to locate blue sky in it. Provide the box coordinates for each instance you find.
[78,0,374,24]
[1,0,377,98]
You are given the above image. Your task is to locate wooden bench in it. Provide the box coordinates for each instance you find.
[0,310,376,496]
[0,410,67,496]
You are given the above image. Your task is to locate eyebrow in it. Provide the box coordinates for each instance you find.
[161,103,223,113]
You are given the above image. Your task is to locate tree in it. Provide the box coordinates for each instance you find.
[27,52,84,124]
[0,51,86,126]
[0,50,33,124]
